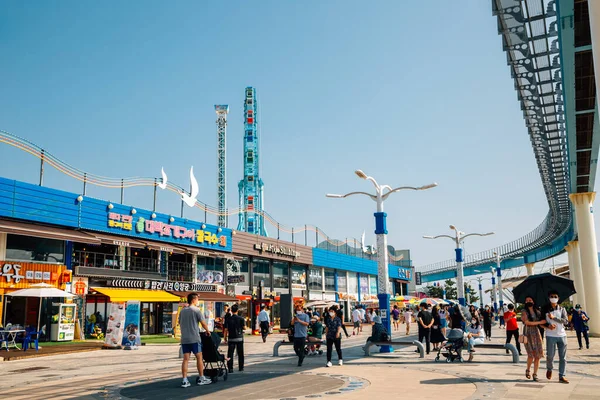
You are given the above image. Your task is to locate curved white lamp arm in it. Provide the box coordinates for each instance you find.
[326,192,377,201]
[365,175,380,191]
[460,232,495,242]
[423,234,455,241]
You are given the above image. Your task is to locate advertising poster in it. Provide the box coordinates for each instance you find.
[104,302,126,348]
[122,300,142,349]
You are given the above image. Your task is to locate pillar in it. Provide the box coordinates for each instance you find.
[570,193,600,335]
[0,232,6,260]
[525,263,535,276]
[567,241,585,309]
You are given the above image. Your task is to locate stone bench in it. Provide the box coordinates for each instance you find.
[473,343,519,363]
[272,340,325,357]
[363,340,425,358]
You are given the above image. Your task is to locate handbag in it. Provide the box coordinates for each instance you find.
[518,335,528,344]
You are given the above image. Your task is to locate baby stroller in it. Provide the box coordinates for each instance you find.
[201,333,228,383]
[435,328,465,363]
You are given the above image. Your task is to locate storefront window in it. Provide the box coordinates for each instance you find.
[324,269,335,292]
[252,258,271,288]
[196,257,224,284]
[337,273,347,293]
[369,275,378,295]
[359,275,369,298]
[308,268,322,290]
[6,234,65,263]
[291,265,306,290]
[272,261,289,289]
[348,273,358,295]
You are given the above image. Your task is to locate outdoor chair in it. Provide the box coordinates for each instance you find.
[23,329,42,351]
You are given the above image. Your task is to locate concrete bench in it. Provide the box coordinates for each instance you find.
[474,343,519,363]
[363,340,425,358]
[272,340,325,357]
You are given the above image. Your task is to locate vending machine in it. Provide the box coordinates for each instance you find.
[50,303,76,341]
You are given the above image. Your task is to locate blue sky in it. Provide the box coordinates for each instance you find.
[0,1,584,275]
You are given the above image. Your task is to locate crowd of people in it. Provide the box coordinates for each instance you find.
[176,291,590,388]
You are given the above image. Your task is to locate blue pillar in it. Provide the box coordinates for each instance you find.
[65,241,73,270]
[491,275,498,321]
[377,293,393,353]
[357,272,361,302]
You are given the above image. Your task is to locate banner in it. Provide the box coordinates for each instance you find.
[104,302,126,348]
[122,300,142,349]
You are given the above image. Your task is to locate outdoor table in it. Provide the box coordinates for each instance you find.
[0,329,25,350]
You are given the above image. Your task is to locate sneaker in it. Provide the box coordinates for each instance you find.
[326,361,332,367]
[338,360,343,366]
[579,347,583,350]
[181,379,191,388]
[197,376,212,386]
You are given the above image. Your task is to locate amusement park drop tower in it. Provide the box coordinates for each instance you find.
[237,87,267,236]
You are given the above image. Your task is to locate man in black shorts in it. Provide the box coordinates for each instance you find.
[179,293,212,388]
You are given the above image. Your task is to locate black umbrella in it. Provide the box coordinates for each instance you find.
[512,273,576,306]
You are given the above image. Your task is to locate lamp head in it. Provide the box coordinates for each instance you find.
[355,170,367,179]
[420,183,438,190]
[422,235,434,239]
[449,225,456,230]
[326,194,344,198]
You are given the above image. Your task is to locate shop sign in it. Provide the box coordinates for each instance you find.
[415,272,422,286]
[196,270,224,284]
[104,302,126,348]
[1,264,24,283]
[122,300,141,348]
[254,242,300,259]
[1,262,61,286]
[107,212,228,248]
[227,275,245,284]
[107,279,218,292]
[72,277,89,296]
[397,267,412,281]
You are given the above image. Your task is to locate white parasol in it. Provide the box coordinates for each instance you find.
[7,283,75,332]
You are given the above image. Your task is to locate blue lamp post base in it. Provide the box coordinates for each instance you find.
[377,293,393,353]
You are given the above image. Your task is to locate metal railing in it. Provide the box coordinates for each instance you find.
[73,250,160,275]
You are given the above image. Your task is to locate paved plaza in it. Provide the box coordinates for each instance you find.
[1,324,599,400]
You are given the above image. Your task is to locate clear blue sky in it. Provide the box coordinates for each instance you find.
[0,1,590,271]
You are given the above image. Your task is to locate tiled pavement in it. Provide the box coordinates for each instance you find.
[0,324,598,399]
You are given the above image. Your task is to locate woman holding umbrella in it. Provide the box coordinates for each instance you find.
[521,296,552,382]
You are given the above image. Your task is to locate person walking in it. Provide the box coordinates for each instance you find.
[224,304,245,373]
[417,303,433,355]
[438,305,448,337]
[358,305,366,333]
[392,305,401,332]
[544,290,569,384]
[499,305,506,329]
[504,304,522,355]
[571,304,590,350]
[480,305,493,340]
[325,307,343,367]
[292,305,310,367]
[178,293,212,388]
[430,305,445,351]
[335,305,350,338]
[403,307,413,335]
[257,304,270,343]
[521,295,549,382]
[351,306,361,336]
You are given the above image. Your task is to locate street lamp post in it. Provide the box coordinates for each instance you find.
[327,170,436,352]
[490,268,498,320]
[493,251,504,310]
[423,226,494,306]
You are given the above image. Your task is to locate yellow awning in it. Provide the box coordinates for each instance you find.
[91,288,181,303]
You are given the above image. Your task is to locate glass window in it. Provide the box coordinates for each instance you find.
[272,261,289,289]
[308,268,322,290]
[291,265,306,289]
[196,257,224,284]
[348,273,358,295]
[252,258,271,288]
[337,273,347,293]
[359,275,369,296]
[6,234,65,263]
[369,275,378,295]
[324,269,335,291]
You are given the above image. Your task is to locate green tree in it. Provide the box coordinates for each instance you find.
[465,283,479,305]
[425,279,457,299]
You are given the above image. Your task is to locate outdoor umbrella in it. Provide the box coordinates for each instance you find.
[512,273,576,306]
[7,283,75,332]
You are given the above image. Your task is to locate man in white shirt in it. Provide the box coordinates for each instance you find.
[404,308,413,335]
[358,306,366,333]
[351,306,362,336]
[544,290,569,384]
[257,304,271,343]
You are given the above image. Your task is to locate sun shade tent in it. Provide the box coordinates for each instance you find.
[89,288,181,303]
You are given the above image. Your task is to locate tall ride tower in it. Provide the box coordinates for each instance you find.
[237,87,267,236]
[215,105,229,228]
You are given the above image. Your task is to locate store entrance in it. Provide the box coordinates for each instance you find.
[141,302,166,335]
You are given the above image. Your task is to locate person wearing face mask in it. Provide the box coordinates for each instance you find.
[466,316,485,362]
[571,304,590,350]
[307,316,323,356]
[325,306,343,367]
[292,305,310,367]
[521,296,548,382]
[363,315,388,350]
[544,290,569,384]
[480,305,493,340]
